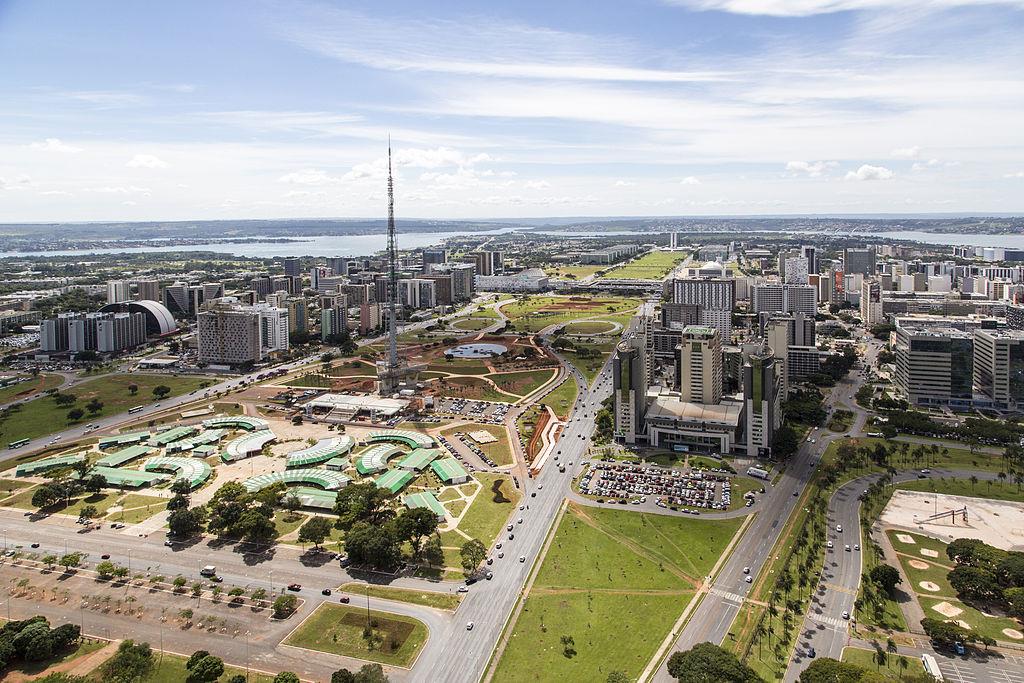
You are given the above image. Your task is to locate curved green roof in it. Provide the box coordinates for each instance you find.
[241,468,351,493]
[367,429,434,449]
[286,435,355,468]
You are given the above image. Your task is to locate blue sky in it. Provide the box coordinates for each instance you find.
[0,0,1022,221]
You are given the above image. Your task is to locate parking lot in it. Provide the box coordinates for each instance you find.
[579,462,743,512]
[434,398,510,424]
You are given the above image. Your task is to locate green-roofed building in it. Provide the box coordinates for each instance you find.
[430,457,470,484]
[82,466,168,489]
[98,431,152,449]
[375,469,414,495]
[15,452,88,477]
[397,448,442,472]
[149,425,198,447]
[96,444,156,468]
[403,491,446,519]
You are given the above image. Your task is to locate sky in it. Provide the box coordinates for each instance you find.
[0,0,1022,222]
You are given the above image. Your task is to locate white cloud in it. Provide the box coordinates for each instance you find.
[29,138,82,153]
[845,164,895,181]
[890,146,921,159]
[614,180,636,186]
[524,180,552,190]
[785,161,836,177]
[1004,171,1024,179]
[661,0,1024,17]
[126,154,169,169]
[0,174,33,190]
[680,176,701,185]
[278,169,343,185]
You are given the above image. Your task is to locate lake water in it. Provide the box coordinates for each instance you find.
[0,227,527,259]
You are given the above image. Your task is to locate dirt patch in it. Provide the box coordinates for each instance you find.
[931,601,964,618]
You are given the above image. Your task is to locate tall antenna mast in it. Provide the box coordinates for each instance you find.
[386,138,399,375]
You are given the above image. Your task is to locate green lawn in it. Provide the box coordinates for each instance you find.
[138,652,275,682]
[897,477,1024,503]
[0,374,212,445]
[284,603,428,667]
[0,373,63,403]
[542,379,579,420]
[339,582,462,610]
[490,369,556,398]
[560,338,619,385]
[841,646,927,679]
[434,376,516,403]
[494,503,741,682]
[441,423,514,467]
[457,473,521,547]
[598,250,684,280]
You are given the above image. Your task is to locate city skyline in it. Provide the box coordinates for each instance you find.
[0,0,1022,222]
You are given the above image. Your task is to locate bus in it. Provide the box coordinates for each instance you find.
[7,438,29,450]
[921,654,943,681]
[128,405,145,414]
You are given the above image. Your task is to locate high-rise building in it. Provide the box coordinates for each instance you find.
[894,325,974,407]
[973,329,1024,412]
[860,280,883,326]
[450,264,476,302]
[743,343,782,457]
[675,326,722,404]
[671,277,735,341]
[283,257,302,278]
[844,247,876,276]
[135,279,160,302]
[106,280,131,304]
[613,336,648,444]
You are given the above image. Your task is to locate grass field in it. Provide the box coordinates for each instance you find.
[560,338,618,385]
[0,374,212,446]
[339,582,462,610]
[457,472,521,547]
[434,376,516,403]
[499,295,640,334]
[897,476,1024,503]
[0,373,63,404]
[284,603,428,667]
[442,423,514,466]
[841,646,927,679]
[598,250,684,280]
[138,652,275,682]
[494,503,742,682]
[543,379,579,420]
[490,369,555,398]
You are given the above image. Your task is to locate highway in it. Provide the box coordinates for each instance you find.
[648,370,869,681]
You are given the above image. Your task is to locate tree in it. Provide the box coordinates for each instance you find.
[84,474,106,494]
[460,538,487,577]
[168,507,207,538]
[298,515,333,548]
[333,482,396,531]
[869,563,901,594]
[274,674,300,683]
[666,642,762,683]
[66,408,85,422]
[344,521,402,570]
[394,507,439,559]
[152,385,171,400]
[273,594,298,618]
[101,640,154,682]
[186,652,224,683]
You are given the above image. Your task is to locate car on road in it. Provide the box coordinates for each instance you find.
[287,583,302,591]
